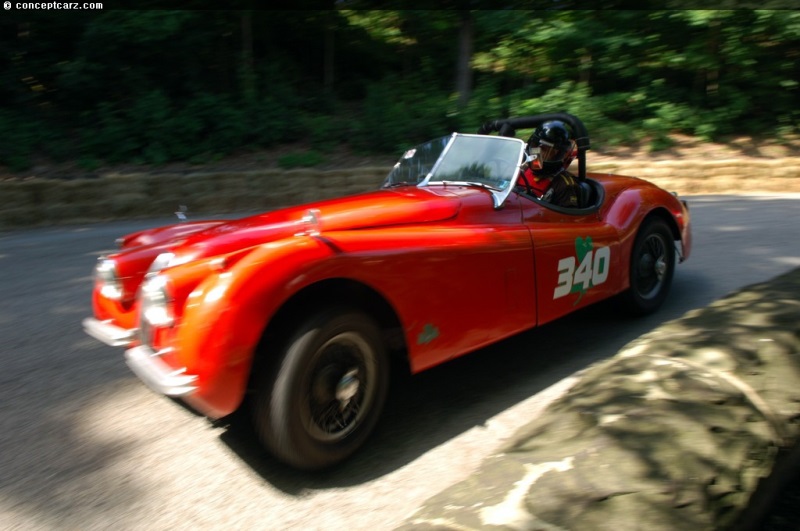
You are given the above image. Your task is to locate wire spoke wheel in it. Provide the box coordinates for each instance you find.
[253,308,388,470]
[635,232,668,299]
[303,332,376,443]
[620,217,675,316]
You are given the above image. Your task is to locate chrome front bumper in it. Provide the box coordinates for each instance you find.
[82,317,137,347]
[83,317,197,397]
[124,346,198,397]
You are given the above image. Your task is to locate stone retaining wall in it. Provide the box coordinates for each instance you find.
[0,168,387,229]
[1,159,799,229]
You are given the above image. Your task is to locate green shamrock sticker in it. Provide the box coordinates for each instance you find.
[571,236,594,303]
[417,323,440,345]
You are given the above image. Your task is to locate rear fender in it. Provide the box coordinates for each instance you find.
[605,186,692,281]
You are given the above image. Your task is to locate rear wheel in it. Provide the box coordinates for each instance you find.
[619,217,675,316]
[253,308,388,470]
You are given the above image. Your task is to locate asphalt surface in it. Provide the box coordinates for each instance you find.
[1,194,800,530]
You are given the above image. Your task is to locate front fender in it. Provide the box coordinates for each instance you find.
[175,236,336,417]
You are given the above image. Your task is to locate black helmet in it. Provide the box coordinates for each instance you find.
[527,120,576,175]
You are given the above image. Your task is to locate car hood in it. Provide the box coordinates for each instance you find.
[113,186,462,278]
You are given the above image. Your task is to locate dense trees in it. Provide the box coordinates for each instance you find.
[1,8,798,171]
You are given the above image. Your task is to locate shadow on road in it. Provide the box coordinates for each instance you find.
[214,281,711,493]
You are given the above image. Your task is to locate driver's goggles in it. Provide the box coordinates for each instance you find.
[529,140,573,163]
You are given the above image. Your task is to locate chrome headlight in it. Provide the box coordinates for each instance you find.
[140,274,174,329]
[148,252,175,275]
[95,258,123,301]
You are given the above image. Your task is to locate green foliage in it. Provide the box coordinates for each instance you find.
[77,69,304,165]
[644,100,695,136]
[647,134,677,153]
[303,113,350,150]
[0,110,39,171]
[513,82,603,129]
[447,79,508,133]
[1,8,798,173]
[277,151,325,169]
[352,75,451,152]
[78,155,101,171]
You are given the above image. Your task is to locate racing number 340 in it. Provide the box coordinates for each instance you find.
[553,246,611,299]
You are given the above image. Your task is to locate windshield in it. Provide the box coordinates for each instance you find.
[384,136,450,187]
[383,133,526,208]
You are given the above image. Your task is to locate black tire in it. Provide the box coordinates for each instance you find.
[253,308,389,470]
[619,217,675,316]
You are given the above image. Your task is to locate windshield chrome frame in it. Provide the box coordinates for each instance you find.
[418,133,526,209]
[417,132,458,185]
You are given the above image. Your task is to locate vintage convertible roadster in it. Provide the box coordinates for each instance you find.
[83,113,691,470]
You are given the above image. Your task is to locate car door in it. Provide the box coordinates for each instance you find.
[521,197,624,326]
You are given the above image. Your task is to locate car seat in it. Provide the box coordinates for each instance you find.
[578,180,595,208]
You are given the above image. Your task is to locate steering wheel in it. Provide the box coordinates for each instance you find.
[515,164,533,195]
[484,157,526,191]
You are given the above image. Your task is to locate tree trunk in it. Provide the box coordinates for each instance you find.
[240,10,255,102]
[455,10,474,108]
[323,10,335,96]
[705,17,720,102]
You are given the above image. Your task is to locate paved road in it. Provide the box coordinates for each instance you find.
[1,195,799,530]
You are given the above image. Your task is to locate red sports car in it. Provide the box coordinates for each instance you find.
[83,113,691,470]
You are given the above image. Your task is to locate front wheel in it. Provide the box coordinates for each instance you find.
[253,308,389,470]
[618,217,676,316]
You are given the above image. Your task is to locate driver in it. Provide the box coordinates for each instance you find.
[518,120,580,208]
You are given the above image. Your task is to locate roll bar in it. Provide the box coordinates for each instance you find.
[477,113,590,179]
